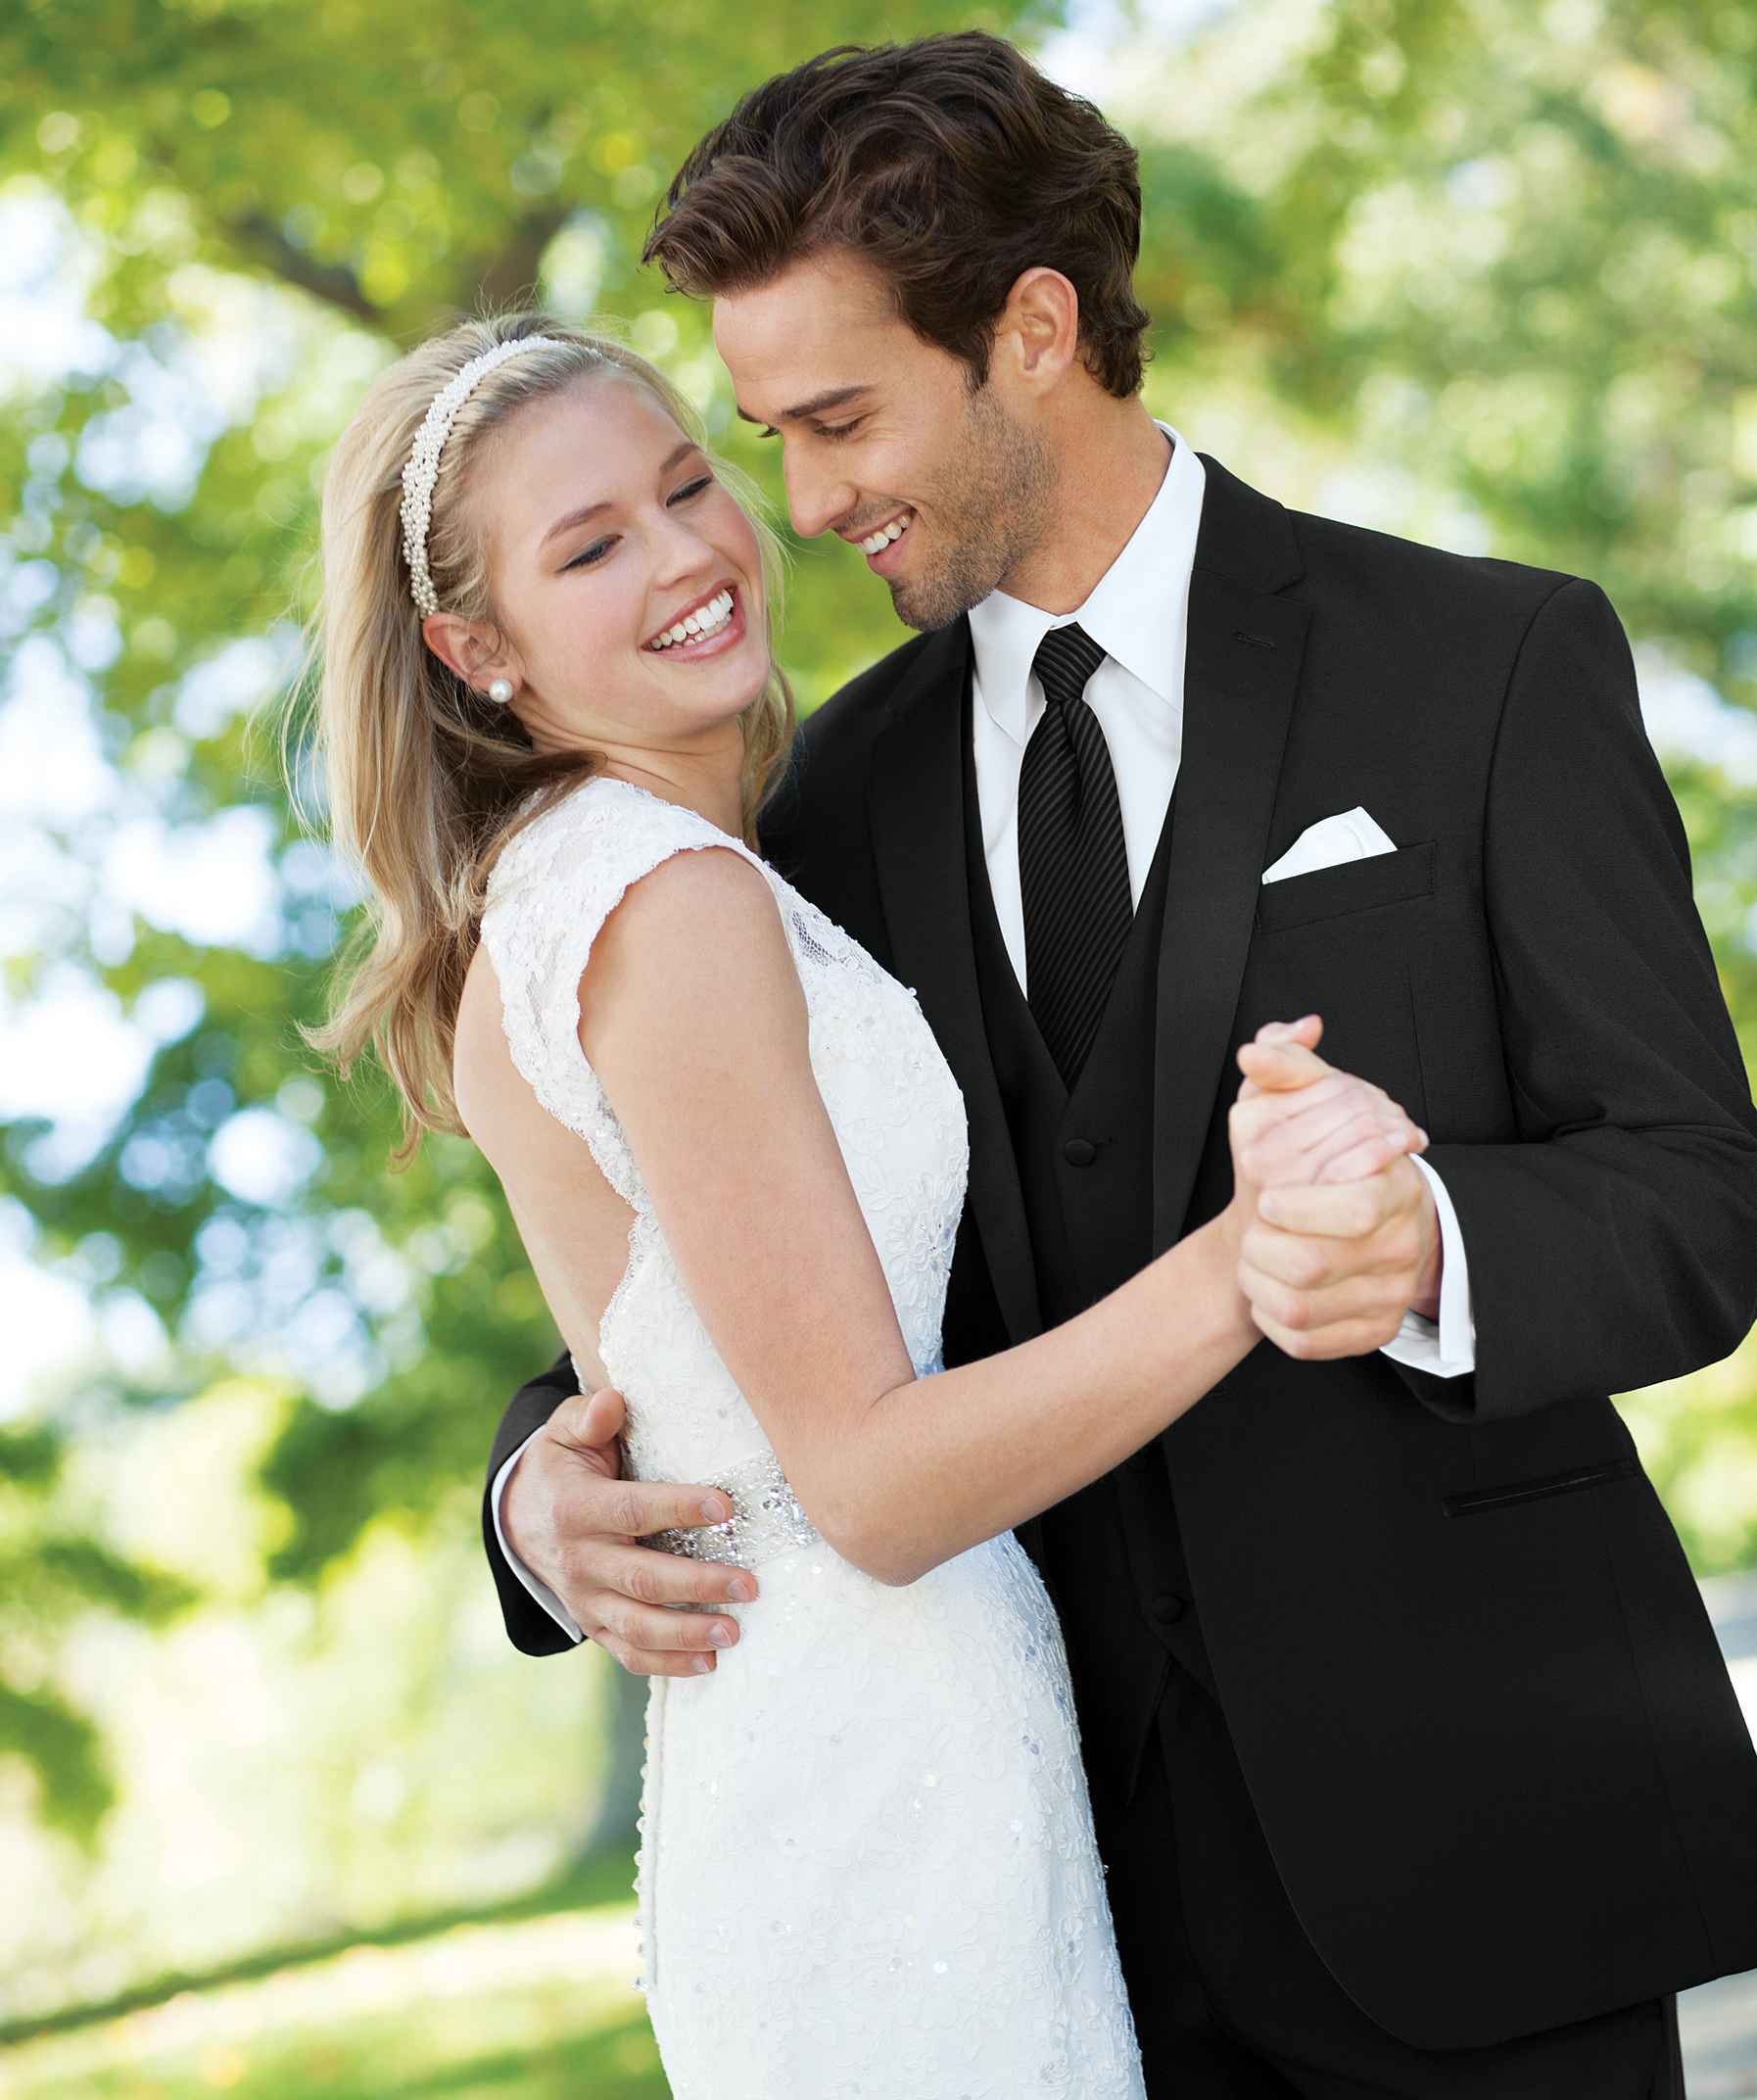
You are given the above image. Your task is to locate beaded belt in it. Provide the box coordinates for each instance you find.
[642,1451,820,1570]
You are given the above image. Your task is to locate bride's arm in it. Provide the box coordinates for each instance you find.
[583,848,1416,1587]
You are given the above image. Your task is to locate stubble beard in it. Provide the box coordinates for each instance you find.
[885,384,1059,634]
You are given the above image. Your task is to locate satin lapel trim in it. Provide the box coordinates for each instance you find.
[1153,570,1310,1251]
[868,630,1042,1344]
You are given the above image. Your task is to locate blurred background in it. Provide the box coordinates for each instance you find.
[1,0,1756,2093]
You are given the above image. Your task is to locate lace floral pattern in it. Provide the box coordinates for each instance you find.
[481,777,1144,2099]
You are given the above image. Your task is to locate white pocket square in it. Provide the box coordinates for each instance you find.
[1261,807,1399,884]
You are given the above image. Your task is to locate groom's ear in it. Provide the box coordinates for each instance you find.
[994,267,1082,396]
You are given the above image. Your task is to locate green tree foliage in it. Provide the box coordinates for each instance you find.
[1,0,1754,1847]
[0,1420,190,1835]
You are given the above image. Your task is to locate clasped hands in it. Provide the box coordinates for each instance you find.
[501,1015,1440,1677]
[1229,1012,1441,1359]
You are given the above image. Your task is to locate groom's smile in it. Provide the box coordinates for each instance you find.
[852,508,915,561]
[714,250,1058,633]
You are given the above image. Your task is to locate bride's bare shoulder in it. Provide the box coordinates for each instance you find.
[588,838,785,985]
[582,843,807,1108]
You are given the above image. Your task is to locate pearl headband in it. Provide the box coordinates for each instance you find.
[399,335,562,617]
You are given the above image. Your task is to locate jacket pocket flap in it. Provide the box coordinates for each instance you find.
[1256,840,1436,934]
[1442,1457,1634,1518]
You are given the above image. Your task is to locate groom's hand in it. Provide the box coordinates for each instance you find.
[500,1386,757,1676]
[1230,1020,1442,1360]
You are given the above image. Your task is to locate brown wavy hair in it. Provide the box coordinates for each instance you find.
[303,312,793,1149]
[643,31,1151,400]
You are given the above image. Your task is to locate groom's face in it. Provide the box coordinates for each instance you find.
[714,251,1056,632]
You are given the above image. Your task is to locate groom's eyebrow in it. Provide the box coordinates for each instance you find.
[736,384,871,426]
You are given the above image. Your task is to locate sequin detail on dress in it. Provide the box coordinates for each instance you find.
[480,777,1145,2100]
[643,1452,819,1569]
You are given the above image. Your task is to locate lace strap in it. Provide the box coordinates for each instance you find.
[480,778,767,1206]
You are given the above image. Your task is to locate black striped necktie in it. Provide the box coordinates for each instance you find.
[1017,621,1133,1089]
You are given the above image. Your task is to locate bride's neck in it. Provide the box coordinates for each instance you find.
[597,739,745,838]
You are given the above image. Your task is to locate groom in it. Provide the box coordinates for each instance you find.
[481,32,1757,2099]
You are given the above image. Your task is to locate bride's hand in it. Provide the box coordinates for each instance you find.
[1230,1017,1428,1196]
[1223,1018,1440,1359]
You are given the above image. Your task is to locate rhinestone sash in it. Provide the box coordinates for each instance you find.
[642,1451,820,1570]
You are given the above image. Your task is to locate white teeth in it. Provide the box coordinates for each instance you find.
[648,589,736,650]
[858,513,912,555]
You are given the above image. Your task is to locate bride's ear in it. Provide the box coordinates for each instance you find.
[422,610,516,694]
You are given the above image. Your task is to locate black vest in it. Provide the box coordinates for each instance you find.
[960,698,1216,1804]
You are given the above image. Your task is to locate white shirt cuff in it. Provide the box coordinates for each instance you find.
[492,1429,585,1644]
[1378,1156,1476,1378]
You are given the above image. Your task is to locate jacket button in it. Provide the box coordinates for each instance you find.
[1149,1594,1187,1625]
[1063,1138,1097,1168]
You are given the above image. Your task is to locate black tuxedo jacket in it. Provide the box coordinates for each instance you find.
[484,456,1757,2049]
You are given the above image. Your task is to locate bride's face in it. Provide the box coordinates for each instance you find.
[461,372,770,758]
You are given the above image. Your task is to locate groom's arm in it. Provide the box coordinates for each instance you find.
[482,1352,580,1656]
[1247,577,1757,1421]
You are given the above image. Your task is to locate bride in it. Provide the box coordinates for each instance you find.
[309,315,1425,2098]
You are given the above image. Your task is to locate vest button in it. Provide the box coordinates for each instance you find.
[1149,1594,1187,1626]
[1063,1138,1097,1168]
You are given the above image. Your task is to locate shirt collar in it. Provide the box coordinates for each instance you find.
[967,423,1206,744]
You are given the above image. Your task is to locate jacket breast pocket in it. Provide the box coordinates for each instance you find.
[1256,841,1436,935]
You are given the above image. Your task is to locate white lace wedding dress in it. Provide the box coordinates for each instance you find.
[482,776,1145,2100]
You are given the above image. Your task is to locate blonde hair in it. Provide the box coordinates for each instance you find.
[304,313,794,1149]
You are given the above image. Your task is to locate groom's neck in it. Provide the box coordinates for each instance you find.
[1000,392,1173,616]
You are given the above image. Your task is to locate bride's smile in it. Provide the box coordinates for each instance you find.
[642,582,741,652]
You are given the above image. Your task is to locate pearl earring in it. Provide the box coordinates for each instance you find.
[487,678,514,706]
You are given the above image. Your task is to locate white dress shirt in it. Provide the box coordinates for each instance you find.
[495,423,1475,1639]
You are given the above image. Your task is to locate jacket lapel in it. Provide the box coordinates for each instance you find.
[868,622,1043,1343]
[1153,459,1311,1252]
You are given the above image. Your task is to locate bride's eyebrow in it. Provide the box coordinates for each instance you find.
[736,384,871,426]
[540,441,699,546]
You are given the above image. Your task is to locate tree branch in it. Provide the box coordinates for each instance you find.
[231,213,381,324]
[472,204,572,314]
